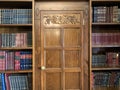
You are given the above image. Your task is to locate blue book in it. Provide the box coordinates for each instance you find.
[1,73,6,90]
[20,51,25,70]
[0,74,2,90]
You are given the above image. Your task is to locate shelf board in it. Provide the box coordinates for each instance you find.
[92,67,120,71]
[92,0,120,2]
[93,86,120,89]
[0,47,32,50]
[92,23,120,25]
[0,70,32,73]
[92,45,120,48]
[0,0,33,2]
[0,24,32,26]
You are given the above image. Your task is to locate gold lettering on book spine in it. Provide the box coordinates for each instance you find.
[43,14,81,26]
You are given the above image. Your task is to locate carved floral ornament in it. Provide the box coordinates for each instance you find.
[43,14,81,26]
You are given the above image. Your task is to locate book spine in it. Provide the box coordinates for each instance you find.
[5,74,10,90]
[15,51,20,70]
[1,73,6,90]
[27,32,32,47]
[0,9,1,24]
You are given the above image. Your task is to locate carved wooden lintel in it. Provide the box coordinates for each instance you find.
[43,14,81,26]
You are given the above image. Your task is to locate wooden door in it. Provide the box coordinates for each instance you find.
[39,11,84,90]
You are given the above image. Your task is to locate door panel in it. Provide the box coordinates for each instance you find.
[64,50,81,68]
[65,72,80,89]
[44,29,61,47]
[45,50,62,68]
[64,29,81,47]
[45,72,62,90]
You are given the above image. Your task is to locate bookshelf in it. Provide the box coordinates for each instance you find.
[90,0,120,90]
[0,0,34,90]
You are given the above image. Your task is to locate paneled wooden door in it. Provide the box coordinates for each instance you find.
[39,10,84,90]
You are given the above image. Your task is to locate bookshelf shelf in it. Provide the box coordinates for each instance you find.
[93,86,120,90]
[92,67,120,71]
[1,0,33,2]
[0,47,32,50]
[0,24,32,26]
[92,45,120,48]
[0,70,32,74]
[92,0,120,2]
[92,23,120,25]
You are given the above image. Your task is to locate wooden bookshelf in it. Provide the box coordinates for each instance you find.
[90,0,120,90]
[0,0,34,90]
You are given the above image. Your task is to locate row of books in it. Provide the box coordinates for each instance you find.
[0,32,32,47]
[92,52,119,67]
[0,73,31,90]
[92,55,106,67]
[0,50,32,70]
[92,33,120,45]
[93,6,120,23]
[0,9,32,24]
[92,71,120,87]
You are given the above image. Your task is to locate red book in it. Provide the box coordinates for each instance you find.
[92,33,96,45]
[107,52,113,67]
[20,33,24,47]
[118,33,120,45]
[5,74,10,90]
[2,51,5,70]
[15,51,20,70]
[108,33,111,45]
[15,33,21,47]
[115,53,119,66]
[104,33,108,45]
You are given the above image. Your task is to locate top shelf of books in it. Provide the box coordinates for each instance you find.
[92,5,120,23]
[0,9,32,24]
[0,1,32,25]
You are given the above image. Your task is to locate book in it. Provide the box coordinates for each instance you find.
[0,74,2,90]
[5,74,10,90]
[1,73,6,90]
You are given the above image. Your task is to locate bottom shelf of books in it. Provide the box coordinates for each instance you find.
[92,71,120,90]
[0,73,32,90]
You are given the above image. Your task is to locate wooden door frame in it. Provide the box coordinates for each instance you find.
[34,2,89,90]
